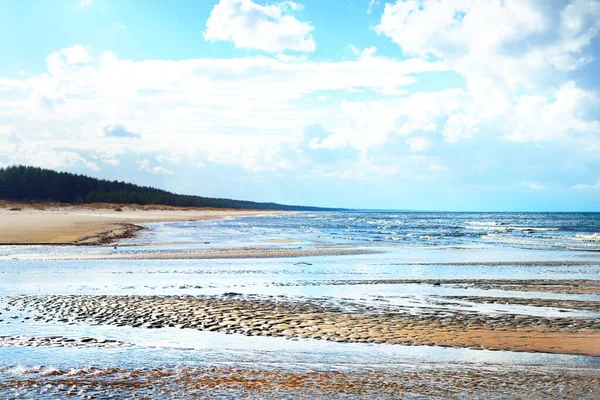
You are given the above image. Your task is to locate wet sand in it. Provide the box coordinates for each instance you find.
[2,364,598,399]
[7,293,600,356]
[275,278,600,295]
[435,295,600,312]
[8,246,381,260]
[0,202,284,245]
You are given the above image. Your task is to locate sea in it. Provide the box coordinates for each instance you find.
[1,211,599,397]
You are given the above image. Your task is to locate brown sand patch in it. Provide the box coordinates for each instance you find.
[10,295,600,356]
[2,365,598,398]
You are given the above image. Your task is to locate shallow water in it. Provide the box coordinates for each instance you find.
[1,212,599,397]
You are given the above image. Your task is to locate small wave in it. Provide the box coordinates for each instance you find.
[506,226,560,232]
[465,221,505,226]
[574,233,600,242]
[464,225,559,232]
[462,225,508,232]
[385,237,405,241]
[8,365,41,375]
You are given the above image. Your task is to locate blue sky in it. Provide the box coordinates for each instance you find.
[1,0,599,211]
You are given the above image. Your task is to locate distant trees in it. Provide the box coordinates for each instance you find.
[0,165,337,211]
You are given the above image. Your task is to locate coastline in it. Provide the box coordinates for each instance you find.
[0,202,286,246]
[2,206,599,395]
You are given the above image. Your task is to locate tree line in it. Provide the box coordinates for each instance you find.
[0,165,340,211]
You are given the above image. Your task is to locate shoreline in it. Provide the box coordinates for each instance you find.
[0,202,287,246]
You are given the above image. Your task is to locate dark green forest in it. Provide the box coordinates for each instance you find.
[0,166,341,211]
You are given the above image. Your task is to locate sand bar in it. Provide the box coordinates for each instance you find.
[8,294,600,357]
[0,202,284,245]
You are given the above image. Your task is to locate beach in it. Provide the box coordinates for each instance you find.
[1,210,599,398]
[0,202,283,245]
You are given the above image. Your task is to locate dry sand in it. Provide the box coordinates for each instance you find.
[0,202,283,245]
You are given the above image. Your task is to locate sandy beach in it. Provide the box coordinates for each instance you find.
[0,202,283,245]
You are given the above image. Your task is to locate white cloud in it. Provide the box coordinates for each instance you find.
[310,88,464,151]
[0,125,24,143]
[506,81,600,142]
[376,0,600,77]
[204,0,315,53]
[571,181,600,189]
[155,154,179,164]
[367,0,378,14]
[406,136,431,152]
[3,144,99,171]
[443,113,480,142]
[46,45,91,71]
[0,45,447,171]
[100,155,119,166]
[80,0,94,7]
[375,0,600,145]
[3,2,600,184]
[521,182,545,190]
[138,159,174,175]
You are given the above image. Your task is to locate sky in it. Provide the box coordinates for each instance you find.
[0,0,599,211]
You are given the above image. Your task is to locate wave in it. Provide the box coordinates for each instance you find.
[574,233,600,242]
[507,226,560,232]
[465,221,505,226]
[463,225,559,232]
[482,233,600,251]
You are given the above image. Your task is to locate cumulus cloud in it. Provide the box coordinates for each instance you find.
[46,45,91,68]
[2,1,600,184]
[374,0,600,145]
[103,124,141,139]
[138,159,174,175]
[0,45,447,172]
[506,81,600,142]
[443,113,480,142]
[2,144,99,171]
[376,0,600,76]
[204,0,315,53]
